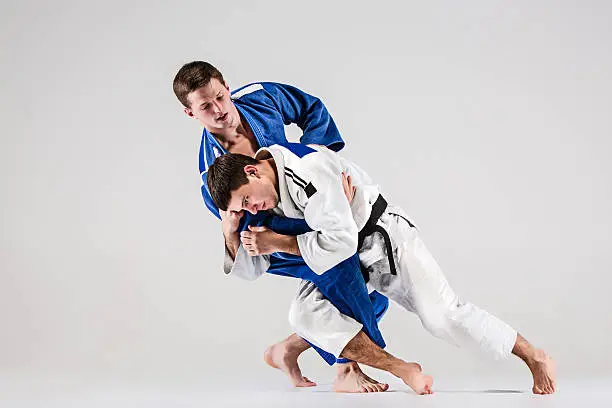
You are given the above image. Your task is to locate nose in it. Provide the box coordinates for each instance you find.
[212,100,223,114]
[246,203,258,215]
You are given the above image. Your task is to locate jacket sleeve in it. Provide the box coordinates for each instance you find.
[221,211,310,280]
[294,165,359,274]
[223,244,270,281]
[200,171,221,220]
[262,82,345,152]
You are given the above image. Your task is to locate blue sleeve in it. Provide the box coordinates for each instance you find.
[201,172,221,220]
[262,82,345,152]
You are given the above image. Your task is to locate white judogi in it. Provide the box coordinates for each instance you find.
[229,144,518,360]
[226,143,379,278]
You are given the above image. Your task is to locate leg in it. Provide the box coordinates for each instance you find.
[340,331,433,394]
[267,287,392,389]
[287,280,391,393]
[368,213,556,393]
[368,226,519,360]
[334,291,391,393]
[263,333,316,387]
[288,282,431,394]
[263,332,391,392]
[512,334,556,394]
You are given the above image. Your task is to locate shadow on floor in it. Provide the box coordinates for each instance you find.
[434,389,525,394]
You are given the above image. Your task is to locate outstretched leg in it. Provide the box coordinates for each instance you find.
[368,215,556,394]
[512,334,556,394]
[341,331,433,395]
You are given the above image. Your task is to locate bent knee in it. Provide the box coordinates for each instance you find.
[420,314,449,338]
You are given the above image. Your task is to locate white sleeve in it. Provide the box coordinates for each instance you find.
[223,244,269,281]
[295,171,358,275]
[289,280,363,358]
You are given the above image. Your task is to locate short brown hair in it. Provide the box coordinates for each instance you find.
[173,61,226,108]
[207,153,259,211]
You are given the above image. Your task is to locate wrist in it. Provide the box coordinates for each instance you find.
[224,229,240,249]
[224,235,240,260]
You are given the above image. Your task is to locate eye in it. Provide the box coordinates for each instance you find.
[201,104,209,110]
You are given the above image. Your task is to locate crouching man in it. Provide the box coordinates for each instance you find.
[207,143,556,394]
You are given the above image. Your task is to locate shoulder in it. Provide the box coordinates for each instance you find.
[230,82,265,100]
[231,82,298,98]
[283,146,338,196]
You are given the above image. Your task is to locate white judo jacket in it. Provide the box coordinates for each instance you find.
[227,143,383,280]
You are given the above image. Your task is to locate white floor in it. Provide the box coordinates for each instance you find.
[2,375,611,408]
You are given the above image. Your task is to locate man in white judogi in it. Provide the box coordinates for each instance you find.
[206,142,556,394]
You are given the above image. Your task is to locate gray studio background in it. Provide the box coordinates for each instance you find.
[1,0,611,392]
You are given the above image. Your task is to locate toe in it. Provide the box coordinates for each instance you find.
[303,376,316,385]
[296,376,316,387]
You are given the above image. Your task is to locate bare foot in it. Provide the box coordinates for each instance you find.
[264,335,315,387]
[529,350,556,394]
[333,362,389,393]
[395,362,433,395]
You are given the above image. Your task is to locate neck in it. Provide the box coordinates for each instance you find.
[209,111,249,144]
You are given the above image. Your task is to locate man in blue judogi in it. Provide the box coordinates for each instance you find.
[173,61,396,392]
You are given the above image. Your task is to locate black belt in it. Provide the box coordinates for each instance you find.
[357,194,397,283]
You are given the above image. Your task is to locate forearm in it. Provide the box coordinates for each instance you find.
[224,231,241,260]
[275,234,301,256]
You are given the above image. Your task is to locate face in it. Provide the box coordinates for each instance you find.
[184,78,240,131]
[226,166,279,215]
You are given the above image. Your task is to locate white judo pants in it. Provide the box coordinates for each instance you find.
[289,205,518,361]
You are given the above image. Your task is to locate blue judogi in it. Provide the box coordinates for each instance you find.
[199,82,344,219]
[198,82,387,364]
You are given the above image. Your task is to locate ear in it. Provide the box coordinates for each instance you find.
[224,81,230,92]
[243,164,259,178]
[184,107,195,118]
